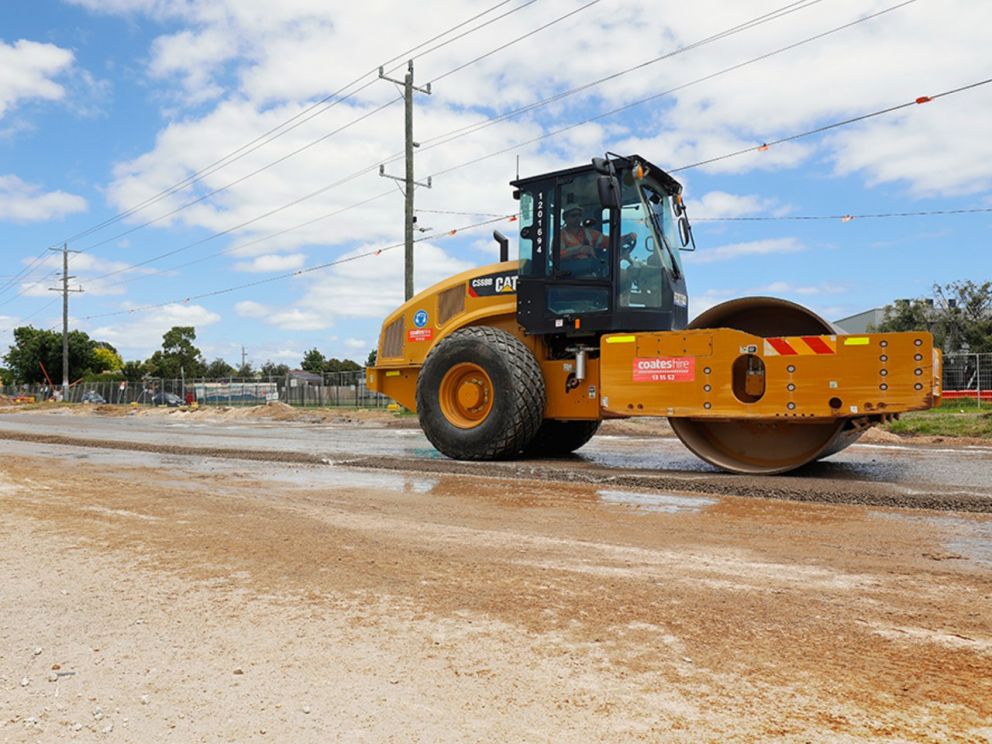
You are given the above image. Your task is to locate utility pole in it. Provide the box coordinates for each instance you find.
[241,345,247,369]
[48,243,83,401]
[379,60,432,301]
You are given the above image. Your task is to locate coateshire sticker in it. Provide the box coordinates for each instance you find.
[632,356,695,382]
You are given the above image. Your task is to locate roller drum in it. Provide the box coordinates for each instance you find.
[668,297,865,474]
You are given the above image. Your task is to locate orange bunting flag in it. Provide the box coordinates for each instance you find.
[757,143,769,151]
[508,215,518,222]
[448,229,457,236]
[915,96,932,104]
[841,215,854,222]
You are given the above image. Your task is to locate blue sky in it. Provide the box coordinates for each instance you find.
[1,0,990,369]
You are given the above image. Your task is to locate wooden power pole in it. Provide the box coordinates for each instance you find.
[379,60,432,301]
[48,243,83,400]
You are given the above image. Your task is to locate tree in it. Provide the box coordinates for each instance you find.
[324,357,361,373]
[235,362,255,379]
[92,346,123,373]
[934,280,992,353]
[873,280,992,353]
[301,348,325,374]
[145,326,206,379]
[2,326,102,384]
[0,367,10,386]
[365,349,377,368]
[260,361,289,378]
[121,360,147,382]
[204,358,235,379]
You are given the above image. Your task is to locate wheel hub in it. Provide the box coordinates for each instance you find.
[439,363,494,429]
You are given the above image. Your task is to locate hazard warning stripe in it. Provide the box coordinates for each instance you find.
[765,338,798,356]
[800,335,836,354]
[764,336,838,356]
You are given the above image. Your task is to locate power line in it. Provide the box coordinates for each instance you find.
[415,0,833,152]
[426,0,923,179]
[0,248,51,300]
[77,98,401,253]
[428,0,603,84]
[93,190,396,292]
[76,214,517,322]
[69,0,583,259]
[79,0,840,279]
[73,0,605,278]
[670,77,992,173]
[693,207,992,221]
[68,75,992,325]
[54,0,532,248]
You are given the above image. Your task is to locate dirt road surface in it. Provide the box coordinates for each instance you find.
[1,408,990,742]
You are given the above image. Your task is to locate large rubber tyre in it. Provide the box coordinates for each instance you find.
[524,420,601,457]
[416,326,545,460]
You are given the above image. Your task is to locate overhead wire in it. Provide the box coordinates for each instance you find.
[76,214,517,322]
[73,0,610,281]
[93,190,396,291]
[425,0,923,179]
[54,0,532,247]
[33,0,986,325]
[69,75,992,324]
[693,207,992,221]
[414,0,833,152]
[79,0,839,282]
[670,77,992,172]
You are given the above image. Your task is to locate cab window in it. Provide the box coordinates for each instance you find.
[554,173,611,280]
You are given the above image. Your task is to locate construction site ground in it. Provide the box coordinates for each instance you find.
[1,405,990,742]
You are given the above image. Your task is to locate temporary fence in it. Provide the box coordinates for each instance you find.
[0,369,390,408]
[2,355,988,407]
[942,352,990,403]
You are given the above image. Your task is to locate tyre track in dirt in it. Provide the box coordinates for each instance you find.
[1,427,989,513]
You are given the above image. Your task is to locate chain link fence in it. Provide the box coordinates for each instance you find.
[1,369,391,408]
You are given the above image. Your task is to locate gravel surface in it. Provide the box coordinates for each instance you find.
[0,409,990,741]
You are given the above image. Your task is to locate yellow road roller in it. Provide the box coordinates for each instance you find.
[368,154,941,474]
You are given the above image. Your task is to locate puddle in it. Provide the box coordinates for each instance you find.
[871,511,992,568]
[266,466,438,494]
[598,489,718,514]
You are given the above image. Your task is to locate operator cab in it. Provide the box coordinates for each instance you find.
[513,154,692,337]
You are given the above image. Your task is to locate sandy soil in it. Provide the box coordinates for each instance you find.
[1,448,990,742]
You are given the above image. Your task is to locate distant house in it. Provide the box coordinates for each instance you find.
[833,307,885,334]
[287,369,323,386]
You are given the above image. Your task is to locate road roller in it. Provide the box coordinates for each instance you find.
[367,154,941,474]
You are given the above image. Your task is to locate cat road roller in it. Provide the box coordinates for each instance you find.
[367,154,941,474]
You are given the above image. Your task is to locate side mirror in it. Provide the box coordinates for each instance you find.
[591,157,610,175]
[597,175,621,210]
[678,216,696,251]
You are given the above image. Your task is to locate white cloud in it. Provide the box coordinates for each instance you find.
[86,302,221,359]
[692,190,786,219]
[233,299,326,330]
[233,253,306,272]
[149,28,240,104]
[0,175,87,223]
[234,300,268,317]
[0,40,74,117]
[344,338,366,350]
[686,237,805,264]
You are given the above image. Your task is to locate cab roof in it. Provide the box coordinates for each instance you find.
[510,153,683,196]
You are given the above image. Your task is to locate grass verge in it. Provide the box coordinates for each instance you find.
[883,398,992,438]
